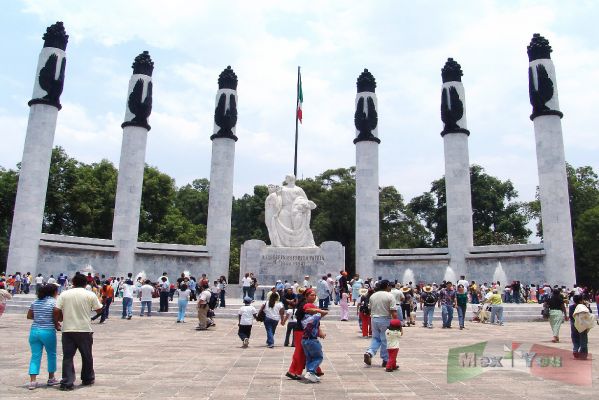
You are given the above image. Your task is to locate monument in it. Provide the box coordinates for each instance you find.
[240,175,344,286]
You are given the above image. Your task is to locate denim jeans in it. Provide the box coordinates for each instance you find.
[264,317,278,346]
[423,306,435,327]
[302,338,323,373]
[470,294,479,304]
[242,287,250,299]
[219,290,226,307]
[140,300,152,316]
[570,320,588,354]
[178,299,188,321]
[457,304,466,328]
[122,297,133,317]
[318,297,330,310]
[490,304,503,324]
[441,305,454,327]
[367,316,390,362]
[29,327,57,375]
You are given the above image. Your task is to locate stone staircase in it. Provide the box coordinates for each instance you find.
[5,293,589,322]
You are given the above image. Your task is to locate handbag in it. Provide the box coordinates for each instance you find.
[256,304,266,322]
[541,303,549,319]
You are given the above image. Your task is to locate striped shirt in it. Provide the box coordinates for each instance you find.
[30,297,56,329]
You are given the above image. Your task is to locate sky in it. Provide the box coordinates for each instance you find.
[1,0,598,210]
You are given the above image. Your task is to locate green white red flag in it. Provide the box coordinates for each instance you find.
[297,71,303,123]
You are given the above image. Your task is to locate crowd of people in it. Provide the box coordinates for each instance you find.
[0,269,597,388]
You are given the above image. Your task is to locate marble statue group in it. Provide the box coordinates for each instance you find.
[265,175,317,248]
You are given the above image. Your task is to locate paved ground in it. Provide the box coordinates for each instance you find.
[0,311,596,399]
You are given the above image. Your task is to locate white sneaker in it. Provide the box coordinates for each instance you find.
[304,372,320,383]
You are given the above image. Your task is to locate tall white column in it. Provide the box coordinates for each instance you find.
[354,69,380,280]
[527,34,575,286]
[206,66,238,280]
[112,51,154,276]
[7,22,69,275]
[440,58,473,279]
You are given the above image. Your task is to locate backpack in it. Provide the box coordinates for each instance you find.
[423,292,438,306]
[208,292,218,310]
[359,297,370,315]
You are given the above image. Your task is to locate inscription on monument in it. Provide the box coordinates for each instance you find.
[261,254,325,267]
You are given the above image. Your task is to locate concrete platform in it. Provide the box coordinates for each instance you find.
[0,310,597,399]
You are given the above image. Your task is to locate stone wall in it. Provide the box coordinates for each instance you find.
[35,234,210,281]
[240,240,345,287]
[373,244,546,285]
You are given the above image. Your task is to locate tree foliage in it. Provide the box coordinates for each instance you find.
[409,165,531,246]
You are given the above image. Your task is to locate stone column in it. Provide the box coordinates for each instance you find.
[527,34,575,286]
[112,51,154,276]
[354,69,380,279]
[7,22,68,275]
[206,66,238,281]
[440,58,473,279]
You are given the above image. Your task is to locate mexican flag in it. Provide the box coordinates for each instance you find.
[297,71,303,123]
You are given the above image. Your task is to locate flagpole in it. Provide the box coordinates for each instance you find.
[294,66,300,177]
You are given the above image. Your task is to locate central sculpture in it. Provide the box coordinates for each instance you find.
[265,174,317,247]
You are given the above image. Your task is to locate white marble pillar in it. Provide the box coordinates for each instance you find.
[440,58,473,279]
[354,69,380,279]
[206,66,238,280]
[7,22,68,275]
[527,34,575,286]
[112,51,154,276]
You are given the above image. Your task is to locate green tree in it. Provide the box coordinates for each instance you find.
[380,185,430,249]
[574,205,599,288]
[409,165,531,246]
[43,147,79,234]
[0,167,19,268]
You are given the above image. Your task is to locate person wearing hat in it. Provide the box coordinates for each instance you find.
[363,280,398,368]
[384,319,403,372]
[303,276,312,289]
[237,297,258,348]
[484,288,504,325]
[420,285,438,328]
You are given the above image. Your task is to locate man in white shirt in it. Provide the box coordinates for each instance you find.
[241,273,252,299]
[121,273,134,320]
[53,273,103,390]
[303,275,312,288]
[139,280,155,316]
[457,275,469,290]
[363,280,397,368]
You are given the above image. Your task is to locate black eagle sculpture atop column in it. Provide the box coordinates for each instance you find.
[440,58,469,136]
[527,33,562,120]
[29,22,69,110]
[353,69,380,144]
[211,66,238,141]
[122,51,154,130]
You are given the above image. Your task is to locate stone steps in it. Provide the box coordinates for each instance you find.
[5,294,583,322]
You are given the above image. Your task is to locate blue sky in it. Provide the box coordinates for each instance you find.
[1,0,598,211]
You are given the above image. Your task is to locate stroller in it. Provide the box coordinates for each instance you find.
[472,303,491,323]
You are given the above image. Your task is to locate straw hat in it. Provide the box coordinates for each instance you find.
[358,288,368,296]
[401,287,411,293]
[423,285,433,292]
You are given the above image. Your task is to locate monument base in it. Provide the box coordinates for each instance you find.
[239,240,345,287]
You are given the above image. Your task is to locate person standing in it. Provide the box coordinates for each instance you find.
[158,277,170,312]
[27,284,60,390]
[53,274,103,390]
[0,283,12,317]
[485,288,505,326]
[456,284,468,330]
[218,276,227,307]
[316,276,330,310]
[91,281,114,324]
[420,285,437,329]
[438,282,457,329]
[339,288,349,321]
[196,283,212,331]
[139,280,154,317]
[363,280,398,368]
[35,274,44,295]
[121,275,134,320]
[570,294,593,359]
[241,273,252,299]
[176,283,191,323]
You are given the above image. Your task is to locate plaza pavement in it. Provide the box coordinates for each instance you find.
[0,309,596,399]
